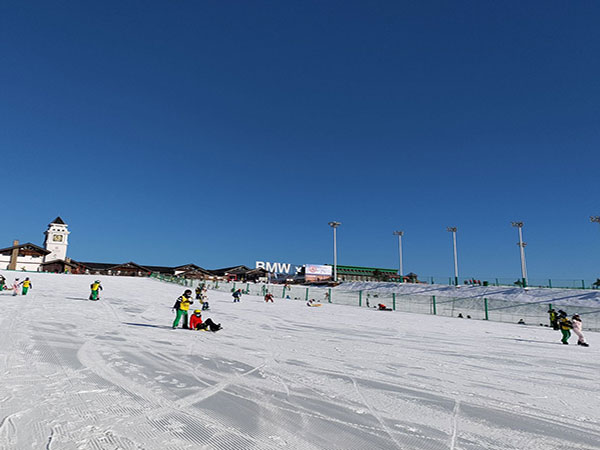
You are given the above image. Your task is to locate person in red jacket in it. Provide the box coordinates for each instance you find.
[264,292,274,303]
[189,310,222,332]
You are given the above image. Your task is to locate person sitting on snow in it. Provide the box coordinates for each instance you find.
[306,299,322,307]
[172,290,194,329]
[264,292,274,303]
[377,303,392,311]
[189,309,222,331]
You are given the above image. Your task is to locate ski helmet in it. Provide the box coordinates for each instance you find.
[194,309,202,314]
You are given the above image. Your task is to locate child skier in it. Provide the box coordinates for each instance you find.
[558,311,572,345]
[172,289,194,329]
[89,280,103,300]
[232,289,242,303]
[12,279,20,296]
[264,292,274,303]
[571,314,589,347]
[201,292,210,310]
[19,277,32,295]
[195,286,202,301]
[189,309,222,331]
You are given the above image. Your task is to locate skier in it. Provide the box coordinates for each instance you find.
[19,277,32,296]
[264,292,274,303]
[89,280,103,300]
[189,309,222,331]
[571,314,589,347]
[200,291,210,310]
[172,289,193,329]
[548,308,558,330]
[558,311,572,345]
[232,289,242,303]
[0,275,5,291]
[12,278,19,296]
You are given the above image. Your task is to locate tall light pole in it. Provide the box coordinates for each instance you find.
[328,221,341,282]
[393,231,404,282]
[511,221,528,288]
[446,227,458,286]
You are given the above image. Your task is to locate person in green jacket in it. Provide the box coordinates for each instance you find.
[172,290,194,329]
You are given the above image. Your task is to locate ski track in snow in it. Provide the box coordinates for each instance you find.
[0,272,599,449]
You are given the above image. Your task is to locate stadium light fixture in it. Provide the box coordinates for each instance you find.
[446,227,458,286]
[393,231,404,282]
[328,221,341,282]
[511,221,528,288]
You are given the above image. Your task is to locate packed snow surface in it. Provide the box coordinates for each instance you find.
[0,272,599,450]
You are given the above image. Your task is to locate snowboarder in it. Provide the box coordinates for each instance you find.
[558,311,572,345]
[195,286,202,300]
[377,303,392,311]
[264,292,274,303]
[12,279,20,296]
[189,310,222,331]
[232,289,242,303]
[571,314,589,347]
[19,277,32,295]
[306,299,322,307]
[172,289,193,329]
[548,308,558,330]
[89,280,102,300]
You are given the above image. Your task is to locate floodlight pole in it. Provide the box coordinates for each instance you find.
[447,227,458,286]
[511,221,528,287]
[393,231,404,282]
[328,221,341,282]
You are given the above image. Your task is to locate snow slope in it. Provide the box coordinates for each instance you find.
[339,281,600,307]
[0,272,599,449]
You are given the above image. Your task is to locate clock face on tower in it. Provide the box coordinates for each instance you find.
[53,235,63,242]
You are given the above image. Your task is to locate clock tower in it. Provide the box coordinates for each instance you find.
[43,217,70,262]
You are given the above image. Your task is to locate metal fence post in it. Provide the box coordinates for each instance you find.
[305,287,309,301]
[432,295,437,315]
[392,293,396,310]
[359,291,362,307]
[484,298,489,320]
[282,285,287,298]
[548,279,552,288]
[328,288,332,303]
[581,280,585,289]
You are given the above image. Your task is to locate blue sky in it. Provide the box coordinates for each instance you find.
[1,1,599,280]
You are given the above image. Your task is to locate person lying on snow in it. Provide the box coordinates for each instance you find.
[189,310,222,331]
[306,299,322,307]
[377,303,392,311]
